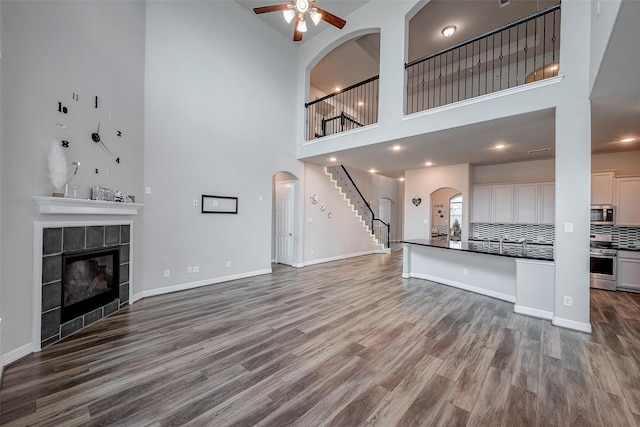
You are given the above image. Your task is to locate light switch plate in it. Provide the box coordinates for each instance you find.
[563,223,574,233]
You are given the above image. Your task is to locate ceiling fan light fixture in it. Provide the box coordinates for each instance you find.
[283,8,296,23]
[296,0,310,13]
[297,17,308,33]
[442,25,457,38]
[309,8,322,25]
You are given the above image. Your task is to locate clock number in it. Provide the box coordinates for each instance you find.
[57,102,68,114]
[116,157,121,164]
[94,96,99,109]
[117,130,122,137]
[61,140,70,148]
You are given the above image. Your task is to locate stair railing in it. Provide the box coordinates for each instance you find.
[327,165,390,249]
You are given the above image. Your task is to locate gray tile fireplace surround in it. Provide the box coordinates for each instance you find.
[41,225,130,348]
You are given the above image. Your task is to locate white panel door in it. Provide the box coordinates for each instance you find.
[276,181,294,266]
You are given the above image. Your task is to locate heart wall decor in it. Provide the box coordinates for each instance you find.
[412,197,422,206]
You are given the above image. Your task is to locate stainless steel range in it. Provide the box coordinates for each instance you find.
[590,233,617,291]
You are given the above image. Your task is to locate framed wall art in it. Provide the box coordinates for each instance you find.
[201,195,238,214]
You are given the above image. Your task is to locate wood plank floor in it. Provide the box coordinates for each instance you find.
[3,250,640,426]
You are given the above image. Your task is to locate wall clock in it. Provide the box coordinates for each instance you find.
[56,93,125,165]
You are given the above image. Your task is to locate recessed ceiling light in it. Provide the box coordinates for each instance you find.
[391,145,402,151]
[358,101,364,106]
[369,169,376,173]
[441,25,457,38]
[493,143,507,150]
[425,161,433,166]
[335,87,341,92]
[620,137,637,143]
[398,177,405,181]
[329,156,337,162]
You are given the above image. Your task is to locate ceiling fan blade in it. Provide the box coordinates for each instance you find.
[293,14,303,41]
[315,7,346,29]
[253,4,290,14]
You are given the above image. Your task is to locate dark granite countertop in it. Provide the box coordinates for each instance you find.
[403,238,555,261]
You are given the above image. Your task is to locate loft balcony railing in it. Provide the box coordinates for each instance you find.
[305,76,379,141]
[405,4,561,114]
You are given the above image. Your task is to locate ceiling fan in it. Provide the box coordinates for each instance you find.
[253,0,347,42]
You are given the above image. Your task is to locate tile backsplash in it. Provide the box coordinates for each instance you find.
[590,225,640,247]
[470,223,555,244]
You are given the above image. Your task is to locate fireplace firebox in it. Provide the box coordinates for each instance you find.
[61,247,120,323]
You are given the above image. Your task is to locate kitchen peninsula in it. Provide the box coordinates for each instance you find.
[403,239,555,320]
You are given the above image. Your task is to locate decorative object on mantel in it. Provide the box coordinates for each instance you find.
[46,140,69,197]
[412,196,422,206]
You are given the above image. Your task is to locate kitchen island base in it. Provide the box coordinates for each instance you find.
[403,240,556,321]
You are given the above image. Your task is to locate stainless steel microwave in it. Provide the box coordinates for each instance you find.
[591,205,615,225]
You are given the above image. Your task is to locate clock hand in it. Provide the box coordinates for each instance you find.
[99,140,113,157]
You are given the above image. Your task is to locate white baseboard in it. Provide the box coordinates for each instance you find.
[552,316,592,333]
[2,343,35,368]
[303,250,377,267]
[291,263,305,268]
[410,272,516,303]
[132,268,273,301]
[514,305,553,320]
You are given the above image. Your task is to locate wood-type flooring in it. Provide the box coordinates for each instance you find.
[3,250,640,426]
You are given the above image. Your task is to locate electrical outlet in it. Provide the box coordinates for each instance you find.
[187,266,193,274]
[193,266,200,273]
[462,268,469,276]
[310,249,314,255]
[193,200,198,207]
[164,269,170,278]
[145,187,152,194]
[563,296,573,307]
[226,261,231,268]
[564,223,574,233]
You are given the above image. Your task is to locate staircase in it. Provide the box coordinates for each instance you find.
[325,165,390,254]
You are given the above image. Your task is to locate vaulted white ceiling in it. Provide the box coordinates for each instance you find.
[237,0,640,177]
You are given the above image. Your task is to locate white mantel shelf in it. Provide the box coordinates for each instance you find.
[33,196,144,215]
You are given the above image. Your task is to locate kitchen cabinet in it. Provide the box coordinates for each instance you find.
[493,185,514,223]
[591,171,615,205]
[471,185,492,223]
[471,182,555,224]
[617,250,640,292]
[539,183,555,224]
[515,183,538,224]
[616,177,640,226]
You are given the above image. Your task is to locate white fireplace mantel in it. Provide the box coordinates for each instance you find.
[33,196,144,215]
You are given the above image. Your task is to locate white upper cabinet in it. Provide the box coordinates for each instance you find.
[514,183,539,224]
[492,185,514,223]
[471,185,492,223]
[616,177,640,226]
[471,182,554,225]
[591,171,615,205]
[539,182,555,225]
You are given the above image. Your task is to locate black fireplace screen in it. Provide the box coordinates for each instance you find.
[61,247,119,322]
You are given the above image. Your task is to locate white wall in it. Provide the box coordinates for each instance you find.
[404,164,471,241]
[303,163,379,262]
[592,150,640,176]
[1,1,145,358]
[589,0,623,93]
[143,2,301,295]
